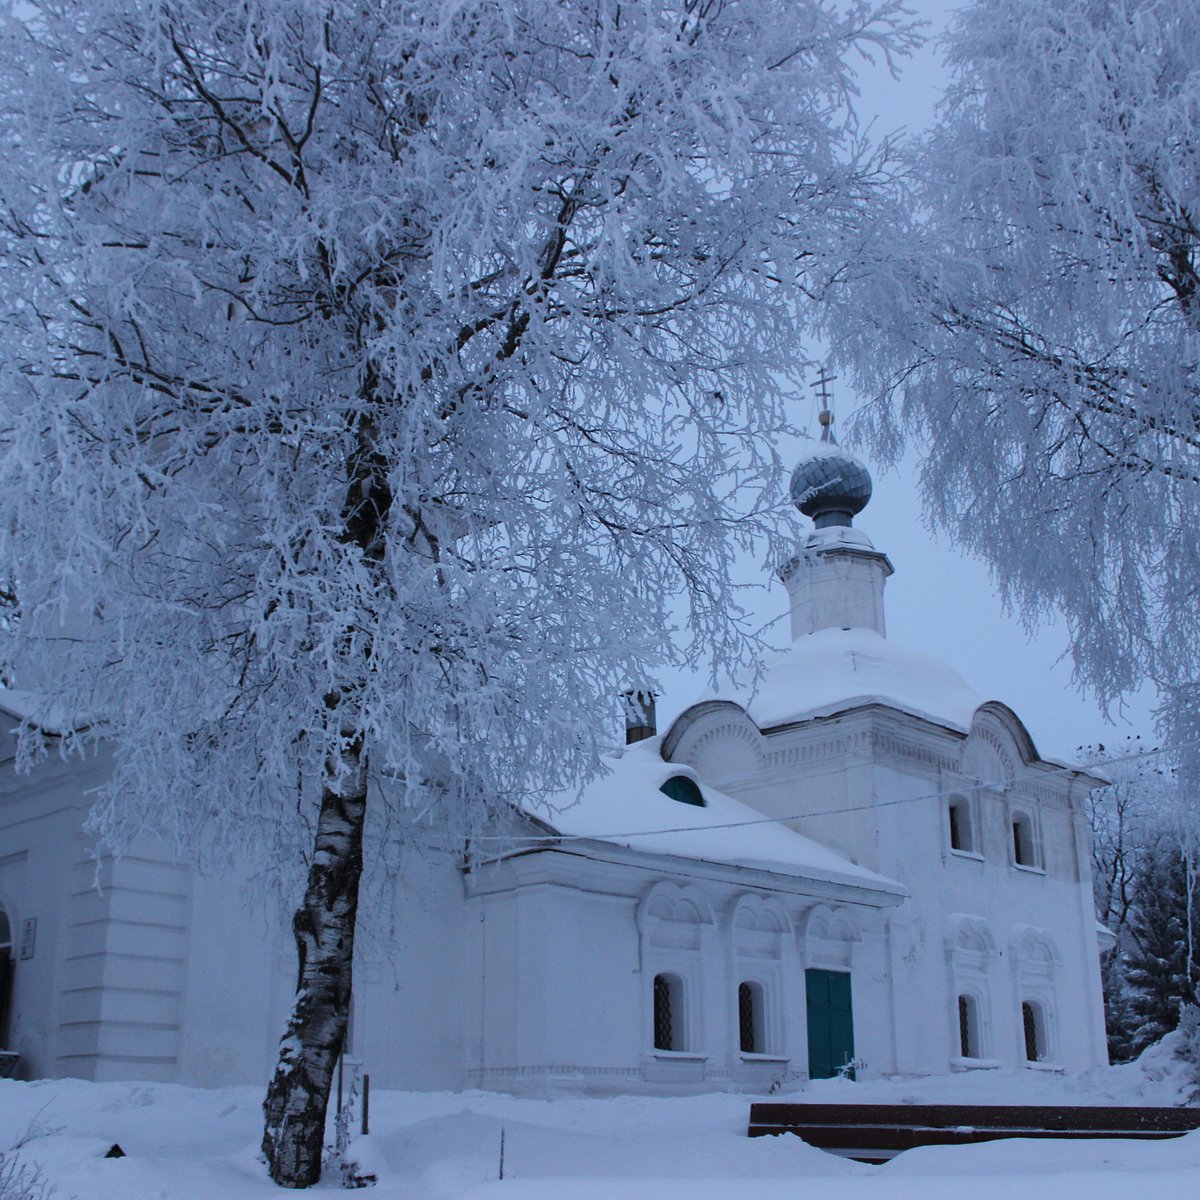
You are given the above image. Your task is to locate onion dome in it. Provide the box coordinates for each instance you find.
[789,423,872,528]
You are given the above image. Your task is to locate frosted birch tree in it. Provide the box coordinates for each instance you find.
[0,0,916,1186]
[827,0,1200,763]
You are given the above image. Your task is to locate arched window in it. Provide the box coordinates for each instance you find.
[1022,1000,1047,1063]
[1011,811,1038,867]
[738,981,766,1054]
[653,973,685,1051]
[659,776,705,807]
[958,993,984,1058]
[947,795,975,853]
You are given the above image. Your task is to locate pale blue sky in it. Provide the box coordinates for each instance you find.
[652,0,1158,763]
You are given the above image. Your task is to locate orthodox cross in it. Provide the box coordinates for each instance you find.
[812,367,838,439]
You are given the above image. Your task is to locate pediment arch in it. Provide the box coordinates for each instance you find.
[636,881,715,930]
[1011,923,1060,972]
[962,703,1043,787]
[946,913,997,957]
[797,903,860,968]
[660,701,764,784]
[728,893,792,936]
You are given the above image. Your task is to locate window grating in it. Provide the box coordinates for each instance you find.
[739,982,757,1053]
[1023,1001,1040,1062]
[958,994,973,1057]
[653,974,675,1051]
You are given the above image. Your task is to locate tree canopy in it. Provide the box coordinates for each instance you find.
[828,0,1200,762]
[0,0,916,1183]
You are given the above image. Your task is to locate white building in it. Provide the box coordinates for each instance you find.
[0,440,1110,1092]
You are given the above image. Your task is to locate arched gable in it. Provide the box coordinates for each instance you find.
[963,703,1043,783]
[660,700,764,784]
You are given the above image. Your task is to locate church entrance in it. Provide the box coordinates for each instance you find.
[805,968,855,1079]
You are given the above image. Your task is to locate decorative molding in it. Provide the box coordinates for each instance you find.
[946,912,998,958]
[728,893,792,936]
[637,880,716,930]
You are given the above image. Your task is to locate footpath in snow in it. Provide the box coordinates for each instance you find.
[0,1037,1197,1199]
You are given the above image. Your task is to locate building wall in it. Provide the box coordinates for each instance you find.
[668,701,1110,1076]
[465,848,901,1095]
[0,696,1108,1095]
[0,719,473,1092]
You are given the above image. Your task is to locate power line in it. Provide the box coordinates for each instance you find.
[474,736,1181,850]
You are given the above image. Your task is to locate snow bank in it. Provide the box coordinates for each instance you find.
[0,1048,1197,1200]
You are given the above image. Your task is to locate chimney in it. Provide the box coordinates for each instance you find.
[623,690,657,745]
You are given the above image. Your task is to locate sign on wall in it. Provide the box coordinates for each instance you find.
[19,917,35,961]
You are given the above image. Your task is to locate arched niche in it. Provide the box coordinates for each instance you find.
[1011,925,1060,1064]
[946,914,997,1062]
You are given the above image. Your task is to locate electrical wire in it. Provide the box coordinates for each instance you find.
[473,735,1180,849]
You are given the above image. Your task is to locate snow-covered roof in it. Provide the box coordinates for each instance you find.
[716,626,982,734]
[524,737,905,897]
[0,688,83,736]
[797,524,879,553]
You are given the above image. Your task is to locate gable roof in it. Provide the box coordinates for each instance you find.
[523,737,905,897]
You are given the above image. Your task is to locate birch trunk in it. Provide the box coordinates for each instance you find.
[261,737,368,1187]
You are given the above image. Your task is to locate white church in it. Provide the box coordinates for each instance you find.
[0,436,1111,1093]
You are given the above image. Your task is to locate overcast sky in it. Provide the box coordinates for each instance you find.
[652,0,1159,764]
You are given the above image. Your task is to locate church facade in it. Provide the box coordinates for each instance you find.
[0,441,1110,1092]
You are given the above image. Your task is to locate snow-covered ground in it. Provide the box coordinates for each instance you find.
[1,1039,1197,1199]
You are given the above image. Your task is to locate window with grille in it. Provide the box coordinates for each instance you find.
[958,993,981,1058]
[653,973,682,1051]
[738,981,764,1054]
[1022,1000,1046,1062]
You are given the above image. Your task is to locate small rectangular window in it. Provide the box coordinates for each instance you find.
[1012,812,1037,867]
[948,796,974,853]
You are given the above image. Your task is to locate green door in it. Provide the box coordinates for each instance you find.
[805,969,855,1080]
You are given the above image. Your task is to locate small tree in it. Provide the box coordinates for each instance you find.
[0,0,916,1186]
[826,0,1200,763]
[1084,738,1184,1059]
[1125,841,1200,1053]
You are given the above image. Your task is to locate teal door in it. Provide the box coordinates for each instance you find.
[805,969,855,1080]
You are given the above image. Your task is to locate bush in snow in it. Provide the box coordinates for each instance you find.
[1177,1004,1200,1100]
[0,1154,55,1200]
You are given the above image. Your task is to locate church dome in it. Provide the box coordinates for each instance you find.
[789,441,872,527]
